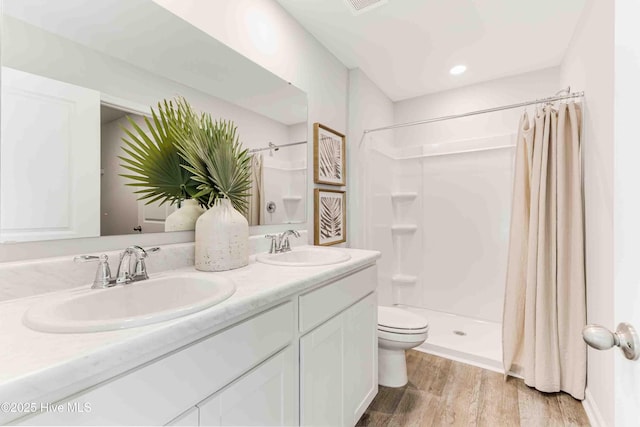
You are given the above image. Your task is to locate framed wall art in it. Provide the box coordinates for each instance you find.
[314,189,346,246]
[313,123,346,186]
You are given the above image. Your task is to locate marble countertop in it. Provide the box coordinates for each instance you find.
[0,246,380,422]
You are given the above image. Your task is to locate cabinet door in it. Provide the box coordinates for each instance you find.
[0,67,100,243]
[199,346,295,426]
[300,292,377,427]
[300,314,345,427]
[344,293,378,425]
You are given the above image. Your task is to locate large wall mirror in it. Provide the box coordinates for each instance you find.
[0,0,308,243]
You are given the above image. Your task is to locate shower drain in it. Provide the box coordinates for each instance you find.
[453,330,467,336]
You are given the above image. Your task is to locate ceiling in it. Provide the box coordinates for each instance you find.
[276,0,587,101]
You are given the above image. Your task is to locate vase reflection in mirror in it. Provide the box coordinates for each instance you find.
[164,199,205,232]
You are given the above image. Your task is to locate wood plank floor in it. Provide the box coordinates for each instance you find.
[357,350,590,427]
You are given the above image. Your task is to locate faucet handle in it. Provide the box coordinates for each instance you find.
[74,254,113,289]
[288,230,301,238]
[278,230,300,253]
[265,235,279,254]
[132,247,161,280]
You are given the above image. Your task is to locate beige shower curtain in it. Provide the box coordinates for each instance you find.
[246,154,263,226]
[502,102,586,400]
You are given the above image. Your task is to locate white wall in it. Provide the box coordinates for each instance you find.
[152,0,349,245]
[347,69,394,303]
[560,1,614,425]
[347,69,395,249]
[286,122,308,164]
[394,67,563,146]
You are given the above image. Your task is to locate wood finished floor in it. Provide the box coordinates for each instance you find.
[357,350,590,427]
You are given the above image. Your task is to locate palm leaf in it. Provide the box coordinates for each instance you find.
[118,99,199,206]
[170,97,252,213]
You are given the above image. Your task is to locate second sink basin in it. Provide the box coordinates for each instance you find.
[256,247,351,267]
[24,274,236,333]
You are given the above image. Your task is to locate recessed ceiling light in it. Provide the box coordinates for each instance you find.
[449,65,467,76]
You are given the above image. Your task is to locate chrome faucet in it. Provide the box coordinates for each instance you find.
[116,245,160,284]
[74,246,160,289]
[265,230,301,254]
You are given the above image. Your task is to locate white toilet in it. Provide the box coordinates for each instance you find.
[377,306,429,387]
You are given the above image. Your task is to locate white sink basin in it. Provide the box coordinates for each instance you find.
[24,274,236,333]
[256,247,351,267]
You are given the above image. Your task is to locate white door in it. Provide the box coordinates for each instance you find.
[613,1,640,425]
[137,200,176,234]
[1,67,100,242]
[198,346,296,426]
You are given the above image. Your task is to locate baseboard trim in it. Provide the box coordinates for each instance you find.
[582,388,607,427]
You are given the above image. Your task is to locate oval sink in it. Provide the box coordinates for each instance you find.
[256,247,351,267]
[24,274,236,333]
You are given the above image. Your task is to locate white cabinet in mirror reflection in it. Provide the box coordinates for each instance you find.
[1,67,100,243]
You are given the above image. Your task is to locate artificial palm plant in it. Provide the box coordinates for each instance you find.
[119,100,199,206]
[171,98,252,214]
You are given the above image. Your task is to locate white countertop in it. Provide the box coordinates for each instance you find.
[0,246,379,422]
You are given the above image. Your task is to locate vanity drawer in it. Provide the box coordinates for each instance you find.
[298,265,376,333]
[20,302,294,426]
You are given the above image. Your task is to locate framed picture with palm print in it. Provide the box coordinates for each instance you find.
[314,189,346,246]
[313,123,346,186]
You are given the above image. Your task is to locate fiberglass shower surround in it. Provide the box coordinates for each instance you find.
[363,90,585,370]
[365,132,514,371]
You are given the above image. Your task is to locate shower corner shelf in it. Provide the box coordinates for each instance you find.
[391,224,418,234]
[392,274,418,285]
[391,192,418,202]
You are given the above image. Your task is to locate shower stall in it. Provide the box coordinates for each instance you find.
[362,89,583,372]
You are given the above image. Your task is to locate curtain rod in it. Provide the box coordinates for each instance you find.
[362,91,585,135]
[249,140,307,153]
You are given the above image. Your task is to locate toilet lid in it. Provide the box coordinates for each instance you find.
[378,306,428,333]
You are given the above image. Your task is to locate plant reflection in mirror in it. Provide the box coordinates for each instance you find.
[171,97,252,214]
[119,97,252,215]
[119,100,199,207]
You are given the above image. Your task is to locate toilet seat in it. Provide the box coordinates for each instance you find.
[377,306,429,335]
[378,324,429,334]
[378,328,428,343]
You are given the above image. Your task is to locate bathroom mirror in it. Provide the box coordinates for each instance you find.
[0,0,308,243]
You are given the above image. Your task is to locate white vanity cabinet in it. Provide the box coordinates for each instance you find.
[300,267,378,427]
[196,346,295,426]
[16,263,378,427]
[20,302,296,426]
[167,345,296,427]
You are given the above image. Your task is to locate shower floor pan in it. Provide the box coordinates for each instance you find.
[398,305,503,373]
